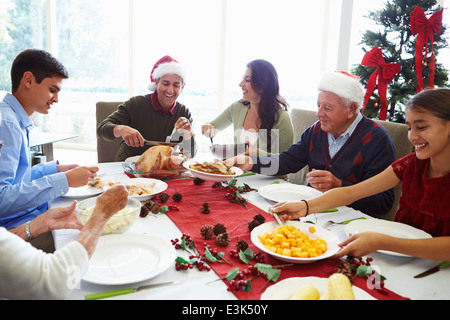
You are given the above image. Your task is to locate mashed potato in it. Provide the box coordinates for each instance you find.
[78,205,139,234]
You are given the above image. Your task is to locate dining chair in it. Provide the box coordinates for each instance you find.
[287,108,413,221]
[95,101,123,163]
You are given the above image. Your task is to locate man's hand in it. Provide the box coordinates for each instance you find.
[65,166,99,188]
[175,117,193,140]
[306,169,342,192]
[114,125,145,147]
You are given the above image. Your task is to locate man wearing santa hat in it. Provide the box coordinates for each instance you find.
[97,55,196,161]
[228,71,396,218]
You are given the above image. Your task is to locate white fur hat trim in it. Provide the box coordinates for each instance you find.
[318,71,365,107]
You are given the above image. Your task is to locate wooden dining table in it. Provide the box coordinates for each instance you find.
[51,161,450,300]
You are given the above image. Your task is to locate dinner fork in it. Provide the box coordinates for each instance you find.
[322,217,366,227]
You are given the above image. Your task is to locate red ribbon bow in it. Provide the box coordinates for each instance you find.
[410,6,443,92]
[361,47,400,121]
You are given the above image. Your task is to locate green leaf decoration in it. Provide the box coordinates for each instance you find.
[239,250,249,264]
[356,264,373,277]
[204,247,217,263]
[255,263,273,274]
[243,279,252,292]
[175,256,189,264]
[226,267,239,281]
[267,268,281,282]
[216,252,225,259]
[160,205,168,214]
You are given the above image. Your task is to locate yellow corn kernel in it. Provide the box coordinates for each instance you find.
[328,273,355,300]
[288,284,320,300]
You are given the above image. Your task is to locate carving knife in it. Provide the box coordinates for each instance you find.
[144,140,178,147]
[413,261,450,279]
[85,281,180,300]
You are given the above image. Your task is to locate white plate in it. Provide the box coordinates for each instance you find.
[260,276,376,300]
[183,160,243,182]
[63,185,104,199]
[251,221,340,264]
[258,184,321,203]
[82,234,176,285]
[121,178,168,201]
[93,177,168,201]
[344,219,432,257]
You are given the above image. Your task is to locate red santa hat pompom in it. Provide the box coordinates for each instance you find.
[317,71,365,108]
[148,55,186,92]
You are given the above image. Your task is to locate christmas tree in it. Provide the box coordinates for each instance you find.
[351,0,448,123]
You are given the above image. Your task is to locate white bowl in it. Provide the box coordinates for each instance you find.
[76,196,141,235]
[250,221,340,264]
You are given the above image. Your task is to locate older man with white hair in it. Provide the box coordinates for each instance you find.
[229,71,396,218]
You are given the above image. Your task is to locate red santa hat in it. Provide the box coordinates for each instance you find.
[317,71,365,108]
[148,55,186,92]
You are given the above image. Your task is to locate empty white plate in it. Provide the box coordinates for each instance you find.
[82,234,175,285]
[258,184,321,203]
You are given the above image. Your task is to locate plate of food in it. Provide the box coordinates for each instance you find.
[90,177,168,201]
[183,159,243,182]
[260,276,375,300]
[258,184,321,203]
[82,234,176,285]
[123,146,188,180]
[63,185,104,199]
[344,219,432,257]
[251,221,340,264]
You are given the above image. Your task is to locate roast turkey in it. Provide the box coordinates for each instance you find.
[135,145,185,172]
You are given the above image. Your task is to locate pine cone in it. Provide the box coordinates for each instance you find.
[200,225,214,240]
[253,214,266,224]
[236,239,248,252]
[140,205,150,218]
[172,192,183,202]
[193,177,205,185]
[144,199,161,214]
[213,223,227,236]
[201,203,210,214]
[248,219,260,231]
[248,214,266,231]
[158,192,169,203]
[215,233,230,247]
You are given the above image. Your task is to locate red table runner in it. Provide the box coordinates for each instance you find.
[162,178,408,300]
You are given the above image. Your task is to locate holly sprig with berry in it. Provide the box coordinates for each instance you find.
[212,178,254,208]
[211,262,284,293]
[337,256,388,295]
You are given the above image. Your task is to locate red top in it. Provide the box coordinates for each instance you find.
[392,153,450,237]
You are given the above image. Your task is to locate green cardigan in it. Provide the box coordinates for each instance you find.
[209,101,294,155]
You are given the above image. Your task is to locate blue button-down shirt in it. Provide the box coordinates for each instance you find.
[327,112,363,158]
[0,93,69,229]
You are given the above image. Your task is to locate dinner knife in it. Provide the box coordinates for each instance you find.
[414,261,450,279]
[85,281,180,300]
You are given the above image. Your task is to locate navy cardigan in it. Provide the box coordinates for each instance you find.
[251,116,395,218]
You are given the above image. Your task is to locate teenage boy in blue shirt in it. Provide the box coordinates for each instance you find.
[0,49,99,230]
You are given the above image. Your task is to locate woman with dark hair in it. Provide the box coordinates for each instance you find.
[201,59,293,156]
